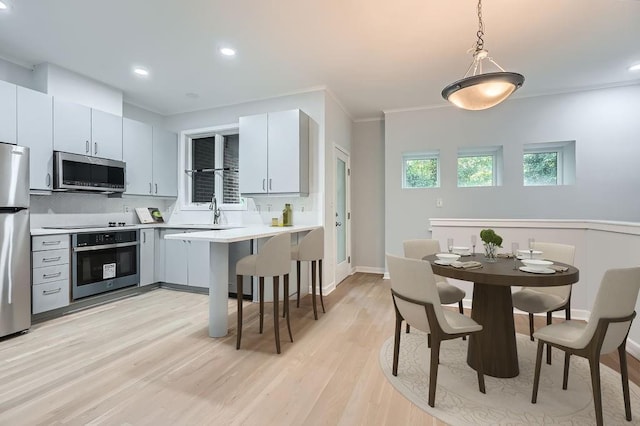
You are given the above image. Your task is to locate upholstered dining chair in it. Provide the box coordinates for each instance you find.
[291,227,324,320]
[512,242,576,364]
[236,232,293,354]
[387,254,485,407]
[531,267,640,426]
[403,239,466,335]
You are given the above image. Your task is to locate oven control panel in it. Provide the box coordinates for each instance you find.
[75,230,138,247]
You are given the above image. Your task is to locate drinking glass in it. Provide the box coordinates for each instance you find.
[447,238,454,253]
[511,242,519,269]
[471,235,477,256]
[528,238,535,259]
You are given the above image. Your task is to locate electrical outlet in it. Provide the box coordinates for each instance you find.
[123,205,130,213]
[436,198,443,208]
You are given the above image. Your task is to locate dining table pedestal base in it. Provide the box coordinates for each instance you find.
[467,282,519,378]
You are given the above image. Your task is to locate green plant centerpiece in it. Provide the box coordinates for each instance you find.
[480,229,503,262]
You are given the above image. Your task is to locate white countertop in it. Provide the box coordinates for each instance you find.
[163,224,319,243]
[30,223,241,236]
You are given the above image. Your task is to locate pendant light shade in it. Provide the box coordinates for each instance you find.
[442,0,524,110]
[442,72,524,111]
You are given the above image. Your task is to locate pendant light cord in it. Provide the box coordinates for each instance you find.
[475,0,485,54]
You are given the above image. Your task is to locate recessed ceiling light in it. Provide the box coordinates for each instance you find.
[133,67,149,77]
[0,2,8,10]
[219,47,236,57]
[185,92,199,99]
[629,63,640,72]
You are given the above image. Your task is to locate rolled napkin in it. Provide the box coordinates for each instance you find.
[549,264,569,272]
[450,261,483,269]
[496,253,513,258]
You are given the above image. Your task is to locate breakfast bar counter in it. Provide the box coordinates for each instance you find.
[165,225,319,337]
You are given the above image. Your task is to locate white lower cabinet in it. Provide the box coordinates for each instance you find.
[139,229,156,286]
[32,234,70,314]
[162,230,209,289]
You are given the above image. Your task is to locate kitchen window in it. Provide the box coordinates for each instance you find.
[457,146,503,187]
[523,141,575,186]
[402,152,440,188]
[181,124,244,210]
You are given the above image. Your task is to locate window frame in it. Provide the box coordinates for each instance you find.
[401,151,440,189]
[178,124,246,211]
[457,146,503,188]
[522,141,575,187]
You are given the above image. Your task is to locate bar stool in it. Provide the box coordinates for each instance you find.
[291,227,325,320]
[236,232,293,354]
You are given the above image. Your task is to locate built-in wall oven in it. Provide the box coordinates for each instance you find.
[72,230,139,299]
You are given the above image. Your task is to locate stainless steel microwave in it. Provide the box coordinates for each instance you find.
[54,151,126,193]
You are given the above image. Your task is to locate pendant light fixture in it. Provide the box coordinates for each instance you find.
[442,0,524,110]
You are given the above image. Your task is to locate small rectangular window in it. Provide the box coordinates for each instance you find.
[402,153,440,188]
[523,141,575,186]
[457,147,501,187]
[191,136,215,203]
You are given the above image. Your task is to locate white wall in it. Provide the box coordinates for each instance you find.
[0,57,35,89]
[384,85,640,259]
[352,119,385,272]
[123,102,167,128]
[324,92,354,285]
[33,63,123,116]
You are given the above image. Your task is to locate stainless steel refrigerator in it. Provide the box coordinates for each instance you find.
[0,142,30,338]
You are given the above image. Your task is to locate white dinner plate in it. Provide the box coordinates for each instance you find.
[519,266,555,274]
[434,260,453,266]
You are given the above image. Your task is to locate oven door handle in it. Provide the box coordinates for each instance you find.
[72,241,139,252]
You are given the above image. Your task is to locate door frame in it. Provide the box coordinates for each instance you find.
[334,144,352,285]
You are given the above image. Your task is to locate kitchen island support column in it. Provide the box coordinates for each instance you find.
[209,242,229,337]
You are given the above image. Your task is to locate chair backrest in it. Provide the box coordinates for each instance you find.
[256,232,292,277]
[403,239,447,283]
[386,254,456,335]
[529,242,576,299]
[297,227,324,260]
[576,267,640,354]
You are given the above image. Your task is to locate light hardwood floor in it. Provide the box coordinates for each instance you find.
[0,273,637,425]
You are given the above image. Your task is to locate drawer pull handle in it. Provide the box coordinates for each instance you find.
[42,256,62,263]
[43,288,62,295]
[42,241,61,246]
[43,272,62,279]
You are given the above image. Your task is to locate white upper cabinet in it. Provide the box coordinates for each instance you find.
[53,98,123,160]
[152,127,178,197]
[17,87,53,190]
[122,118,153,195]
[0,80,18,145]
[91,109,122,160]
[53,99,92,155]
[239,109,309,196]
[122,118,177,197]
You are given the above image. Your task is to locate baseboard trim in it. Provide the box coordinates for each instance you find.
[627,339,640,360]
[354,266,385,274]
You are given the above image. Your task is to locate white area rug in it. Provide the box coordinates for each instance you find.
[379,330,640,425]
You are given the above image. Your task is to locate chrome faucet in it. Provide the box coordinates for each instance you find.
[210,195,221,224]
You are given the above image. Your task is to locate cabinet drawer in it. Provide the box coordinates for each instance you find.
[32,280,69,314]
[32,264,69,285]
[32,248,69,268]
[32,235,70,251]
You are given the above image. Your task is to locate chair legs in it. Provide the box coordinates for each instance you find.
[392,309,402,376]
[619,343,632,422]
[459,301,466,341]
[428,337,441,407]
[531,340,544,404]
[529,313,535,342]
[546,312,553,365]
[238,274,292,354]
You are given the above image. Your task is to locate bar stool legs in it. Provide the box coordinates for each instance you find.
[237,274,293,354]
[296,259,325,320]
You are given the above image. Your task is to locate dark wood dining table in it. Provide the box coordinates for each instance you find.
[423,254,579,378]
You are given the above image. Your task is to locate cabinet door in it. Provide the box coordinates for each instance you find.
[91,109,123,160]
[139,229,155,286]
[267,109,304,193]
[0,80,17,145]
[239,113,268,194]
[17,87,53,190]
[164,238,188,285]
[187,240,210,288]
[123,118,153,195]
[152,128,178,197]
[53,99,91,155]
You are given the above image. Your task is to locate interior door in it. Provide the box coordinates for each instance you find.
[334,146,351,285]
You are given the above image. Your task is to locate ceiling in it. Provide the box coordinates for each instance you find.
[0,0,639,120]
